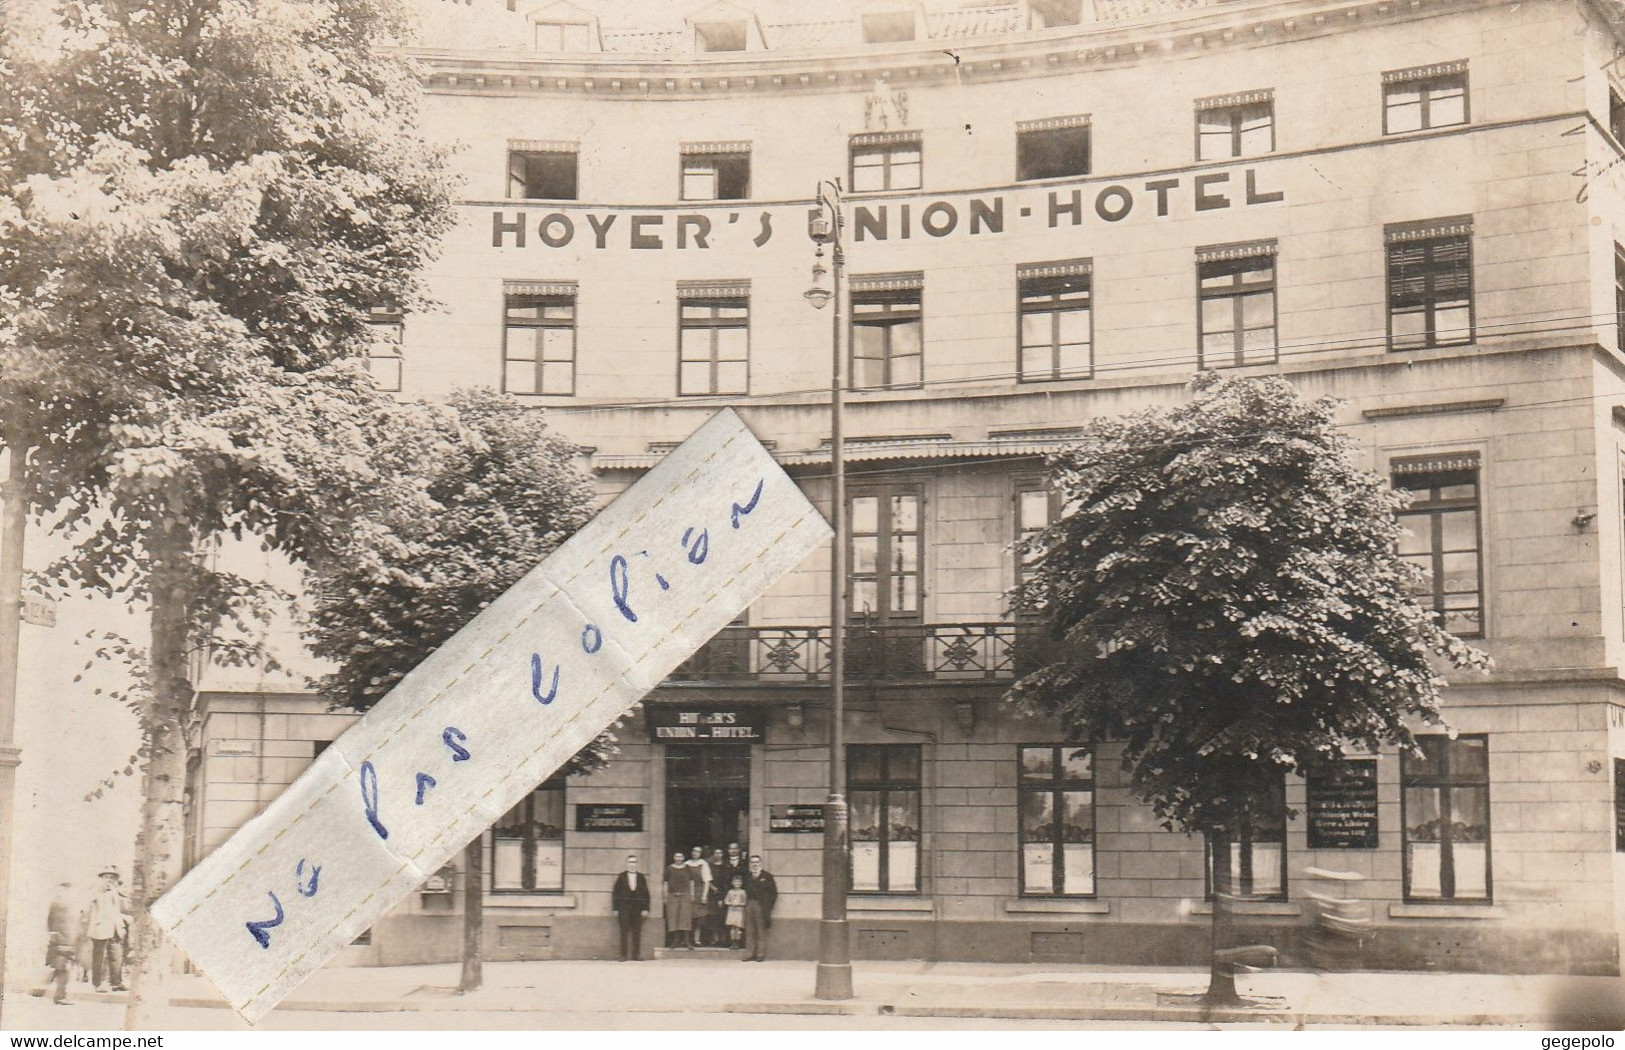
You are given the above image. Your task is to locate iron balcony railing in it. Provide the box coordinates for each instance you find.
[668,621,1062,683]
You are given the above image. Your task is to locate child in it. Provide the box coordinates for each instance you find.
[723,875,748,949]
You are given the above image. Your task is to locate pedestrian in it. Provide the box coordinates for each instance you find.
[742,854,778,963]
[723,841,745,885]
[610,854,650,961]
[662,851,694,949]
[45,882,75,1005]
[705,846,729,946]
[85,865,129,992]
[686,845,712,948]
[722,875,747,949]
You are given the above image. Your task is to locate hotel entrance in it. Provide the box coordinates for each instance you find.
[664,744,751,859]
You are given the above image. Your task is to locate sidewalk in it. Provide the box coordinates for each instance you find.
[33,956,1625,1027]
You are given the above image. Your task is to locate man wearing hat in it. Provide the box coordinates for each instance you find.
[85,865,129,992]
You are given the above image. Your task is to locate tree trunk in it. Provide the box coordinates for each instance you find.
[458,838,483,993]
[1205,825,1242,1008]
[123,527,194,1030]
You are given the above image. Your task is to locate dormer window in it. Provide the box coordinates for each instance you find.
[534,20,592,51]
[862,11,916,43]
[1027,0,1083,29]
[694,19,747,51]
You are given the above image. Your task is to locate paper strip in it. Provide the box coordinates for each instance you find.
[150,408,831,1023]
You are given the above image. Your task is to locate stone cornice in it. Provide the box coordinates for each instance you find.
[407,0,1518,100]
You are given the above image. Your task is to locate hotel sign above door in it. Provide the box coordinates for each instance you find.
[647,707,767,743]
[487,165,1285,252]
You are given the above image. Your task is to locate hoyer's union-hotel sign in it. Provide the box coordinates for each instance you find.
[488,166,1285,251]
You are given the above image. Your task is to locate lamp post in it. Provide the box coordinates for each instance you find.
[804,180,852,1001]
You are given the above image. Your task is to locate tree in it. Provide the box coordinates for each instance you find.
[0,0,455,1026]
[306,388,615,992]
[1008,373,1488,1006]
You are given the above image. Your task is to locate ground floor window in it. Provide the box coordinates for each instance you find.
[490,776,566,892]
[849,744,922,893]
[1403,734,1490,901]
[1205,778,1287,900]
[1018,745,1095,896]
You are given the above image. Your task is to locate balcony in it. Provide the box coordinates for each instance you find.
[667,621,1062,684]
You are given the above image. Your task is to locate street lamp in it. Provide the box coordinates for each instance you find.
[804,180,852,1002]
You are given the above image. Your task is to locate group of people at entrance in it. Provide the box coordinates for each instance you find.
[608,845,777,962]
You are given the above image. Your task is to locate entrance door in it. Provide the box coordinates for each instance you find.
[665,744,751,861]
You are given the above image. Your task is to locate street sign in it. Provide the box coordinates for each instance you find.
[21,594,55,628]
[151,409,830,1023]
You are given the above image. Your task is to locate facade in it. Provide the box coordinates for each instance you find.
[189,0,1625,973]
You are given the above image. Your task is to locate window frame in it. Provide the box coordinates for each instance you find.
[1382,68,1470,135]
[1017,744,1096,898]
[847,744,924,895]
[849,135,923,193]
[363,306,404,393]
[679,150,751,201]
[507,148,579,201]
[1385,229,1474,351]
[1016,268,1093,382]
[1615,244,1625,354]
[502,293,577,397]
[850,285,924,390]
[1194,98,1275,161]
[1196,250,1278,369]
[1400,734,1492,903]
[1016,122,1091,182]
[533,20,593,51]
[847,480,925,623]
[488,775,567,894]
[1202,777,1288,902]
[677,294,750,397]
[1012,476,1062,598]
[1393,459,1484,639]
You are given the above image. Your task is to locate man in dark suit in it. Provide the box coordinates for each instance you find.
[611,855,651,961]
[741,854,778,962]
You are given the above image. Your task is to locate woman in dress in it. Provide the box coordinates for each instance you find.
[686,845,712,948]
[662,851,694,949]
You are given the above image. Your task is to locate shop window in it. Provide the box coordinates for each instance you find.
[507,148,578,200]
[1016,120,1090,181]
[1393,455,1482,638]
[1204,778,1287,900]
[1383,63,1468,134]
[848,745,922,893]
[693,20,747,51]
[490,776,566,893]
[503,293,576,396]
[862,11,916,43]
[1386,220,1473,350]
[681,149,751,201]
[1027,0,1083,28]
[851,279,923,389]
[1018,264,1092,381]
[678,292,749,396]
[850,134,922,193]
[364,306,403,393]
[1018,745,1095,896]
[848,483,923,621]
[534,21,593,51]
[1402,735,1490,901]
[1196,95,1274,161]
[1198,247,1277,368]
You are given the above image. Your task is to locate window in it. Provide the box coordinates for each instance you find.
[850,133,921,193]
[1017,118,1090,181]
[534,21,592,51]
[1027,0,1083,28]
[678,291,749,396]
[1393,455,1482,638]
[862,11,916,43]
[507,147,578,200]
[1014,480,1059,593]
[693,19,747,51]
[1402,735,1490,901]
[1018,264,1092,380]
[1386,221,1473,350]
[1198,247,1277,368]
[1383,63,1468,134]
[1196,94,1274,160]
[851,278,923,389]
[1615,758,1625,853]
[849,483,923,620]
[1615,245,1624,352]
[849,745,922,893]
[364,306,403,393]
[490,776,565,892]
[503,292,576,396]
[1018,745,1095,896]
[680,148,750,201]
[1205,778,1287,900]
[1611,87,1625,145]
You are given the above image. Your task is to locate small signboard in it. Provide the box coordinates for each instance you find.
[21,594,55,628]
[646,707,766,743]
[1306,757,1380,849]
[576,804,644,832]
[769,804,825,833]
